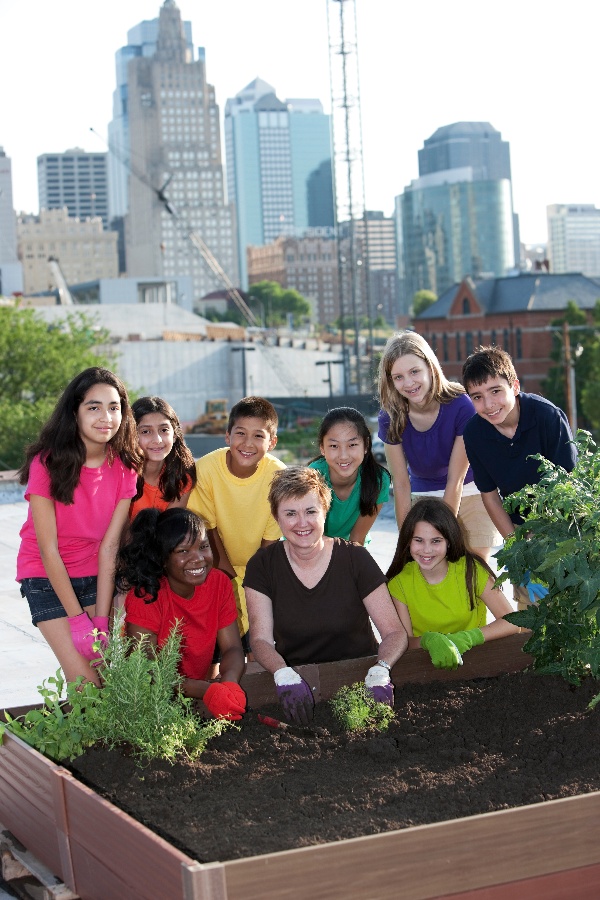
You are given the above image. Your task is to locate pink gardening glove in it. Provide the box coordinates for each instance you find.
[68,612,101,661]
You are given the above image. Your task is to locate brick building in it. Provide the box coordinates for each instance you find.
[414,272,600,393]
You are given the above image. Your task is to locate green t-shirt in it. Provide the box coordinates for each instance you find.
[388,557,488,636]
[308,457,390,540]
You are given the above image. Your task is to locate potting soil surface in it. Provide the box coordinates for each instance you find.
[71,673,600,863]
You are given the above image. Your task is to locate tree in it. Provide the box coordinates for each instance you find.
[248,281,311,327]
[0,307,113,470]
[580,300,600,434]
[542,300,596,429]
[412,290,437,318]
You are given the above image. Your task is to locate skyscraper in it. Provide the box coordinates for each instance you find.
[547,204,600,277]
[225,79,334,287]
[0,147,23,296]
[399,122,519,302]
[111,1,238,303]
[37,150,109,228]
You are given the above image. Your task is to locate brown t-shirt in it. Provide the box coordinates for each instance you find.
[244,538,385,665]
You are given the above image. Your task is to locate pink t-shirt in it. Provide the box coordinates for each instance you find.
[17,454,138,580]
[125,570,237,680]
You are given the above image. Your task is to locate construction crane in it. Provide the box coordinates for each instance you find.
[47,257,74,305]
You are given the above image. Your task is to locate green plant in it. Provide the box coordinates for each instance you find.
[329,682,395,732]
[0,670,102,761]
[496,430,600,686]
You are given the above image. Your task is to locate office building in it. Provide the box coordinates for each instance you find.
[225,78,334,287]
[0,147,23,295]
[37,150,110,229]
[547,204,600,277]
[340,211,399,324]
[399,122,518,301]
[111,1,238,303]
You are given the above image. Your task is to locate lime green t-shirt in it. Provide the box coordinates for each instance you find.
[388,557,489,636]
[308,457,390,540]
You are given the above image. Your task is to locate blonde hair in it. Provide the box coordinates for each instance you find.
[268,467,332,518]
[377,331,464,442]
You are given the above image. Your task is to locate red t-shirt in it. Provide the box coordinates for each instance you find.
[129,473,193,521]
[124,569,237,680]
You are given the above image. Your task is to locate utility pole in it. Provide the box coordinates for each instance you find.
[316,358,344,398]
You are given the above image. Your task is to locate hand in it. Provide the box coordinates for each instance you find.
[520,572,549,603]
[273,666,314,725]
[91,616,110,651]
[446,628,485,655]
[420,632,463,670]
[203,682,246,720]
[68,612,102,662]
[365,664,394,707]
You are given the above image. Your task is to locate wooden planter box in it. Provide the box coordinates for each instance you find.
[2,633,600,900]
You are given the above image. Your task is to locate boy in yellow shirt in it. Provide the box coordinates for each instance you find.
[187,397,285,650]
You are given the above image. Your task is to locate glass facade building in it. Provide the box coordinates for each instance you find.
[547,204,600,277]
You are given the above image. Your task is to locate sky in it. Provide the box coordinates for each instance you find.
[1,0,597,246]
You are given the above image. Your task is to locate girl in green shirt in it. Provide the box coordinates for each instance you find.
[308,407,390,544]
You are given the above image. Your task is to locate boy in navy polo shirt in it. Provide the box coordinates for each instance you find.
[462,347,577,606]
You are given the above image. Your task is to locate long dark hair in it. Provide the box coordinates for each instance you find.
[386,498,495,610]
[18,367,143,504]
[310,407,385,517]
[132,396,196,504]
[116,507,207,602]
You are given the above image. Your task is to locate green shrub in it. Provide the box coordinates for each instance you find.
[329,682,395,732]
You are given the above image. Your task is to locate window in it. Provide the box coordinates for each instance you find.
[462,297,470,315]
[456,332,461,361]
[465,332,473,355]
[478,330,483,347]
[516,327,523,359]
[491,329,497,346]
[443,333,449,362]
[503,328,509,350]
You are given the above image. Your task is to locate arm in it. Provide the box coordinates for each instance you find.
[349,505,383,545]
[207,527,237,579]
[481,489,515,539]
[479,577,520,641]
[29,495,83,616]
[216,622,246,684]
[363,583,408,666]
[126,622,159,651]
[245,586,287,673]
[384,443,411,529]
[95,498,133,618]
[392,599,425,650]
[443,436,469,517]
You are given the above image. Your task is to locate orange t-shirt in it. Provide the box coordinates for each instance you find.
[129,474,192,521]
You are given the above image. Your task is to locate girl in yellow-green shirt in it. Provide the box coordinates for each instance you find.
[387,497,518,669]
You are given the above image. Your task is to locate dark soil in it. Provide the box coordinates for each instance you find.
[70,674,600,864]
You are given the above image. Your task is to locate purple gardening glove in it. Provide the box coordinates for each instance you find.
[365,664,394,707]
[273,666,314,725]
[92,616,110,651]
[68,612,102,662]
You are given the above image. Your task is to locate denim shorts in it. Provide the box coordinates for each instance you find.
[20,576,98,626]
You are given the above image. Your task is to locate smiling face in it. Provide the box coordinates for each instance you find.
[164,529,213,599]
[225,416,277,478]
[320,421,366,483]
[76,383,122,455]
[467,377,520,431]
[390,353,433,407]
[276,490,326,551]
[409,520,449,582]
[137,412,175,464]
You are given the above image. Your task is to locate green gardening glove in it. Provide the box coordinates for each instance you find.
[447,628,485,655]
[420,632,463,670]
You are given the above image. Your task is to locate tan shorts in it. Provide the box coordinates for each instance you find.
[411,492,501,549]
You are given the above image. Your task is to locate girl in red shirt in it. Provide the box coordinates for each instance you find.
[117,507,246,720]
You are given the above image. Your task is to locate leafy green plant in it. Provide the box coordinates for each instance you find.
[330,682,395,732]
[0,670,102,761]
[496,430,600,686]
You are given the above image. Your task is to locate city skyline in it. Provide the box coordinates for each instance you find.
[1,0,597,246]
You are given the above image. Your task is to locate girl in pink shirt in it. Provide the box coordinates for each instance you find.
[17,367,142,686]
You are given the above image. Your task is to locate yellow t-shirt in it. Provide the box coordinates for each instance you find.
[187,447,286,635]
[388,557,488,636]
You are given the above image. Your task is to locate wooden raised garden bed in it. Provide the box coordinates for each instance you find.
[2,633,600,900]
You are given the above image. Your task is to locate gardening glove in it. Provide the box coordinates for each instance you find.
[365,665,394,707]
[446,628,485,655]
[91,616,110,651]
[519,572,549,604]
[420,632,463,670]
[68,612,102,662]
[203,682,246,721]
[273,666,314,725]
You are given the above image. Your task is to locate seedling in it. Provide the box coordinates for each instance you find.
[496,430,600,691]
[330,682,395,732]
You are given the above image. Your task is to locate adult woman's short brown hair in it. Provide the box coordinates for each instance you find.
[268,466,332,519]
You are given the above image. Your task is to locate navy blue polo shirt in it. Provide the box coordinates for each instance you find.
[463,392,577,523]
